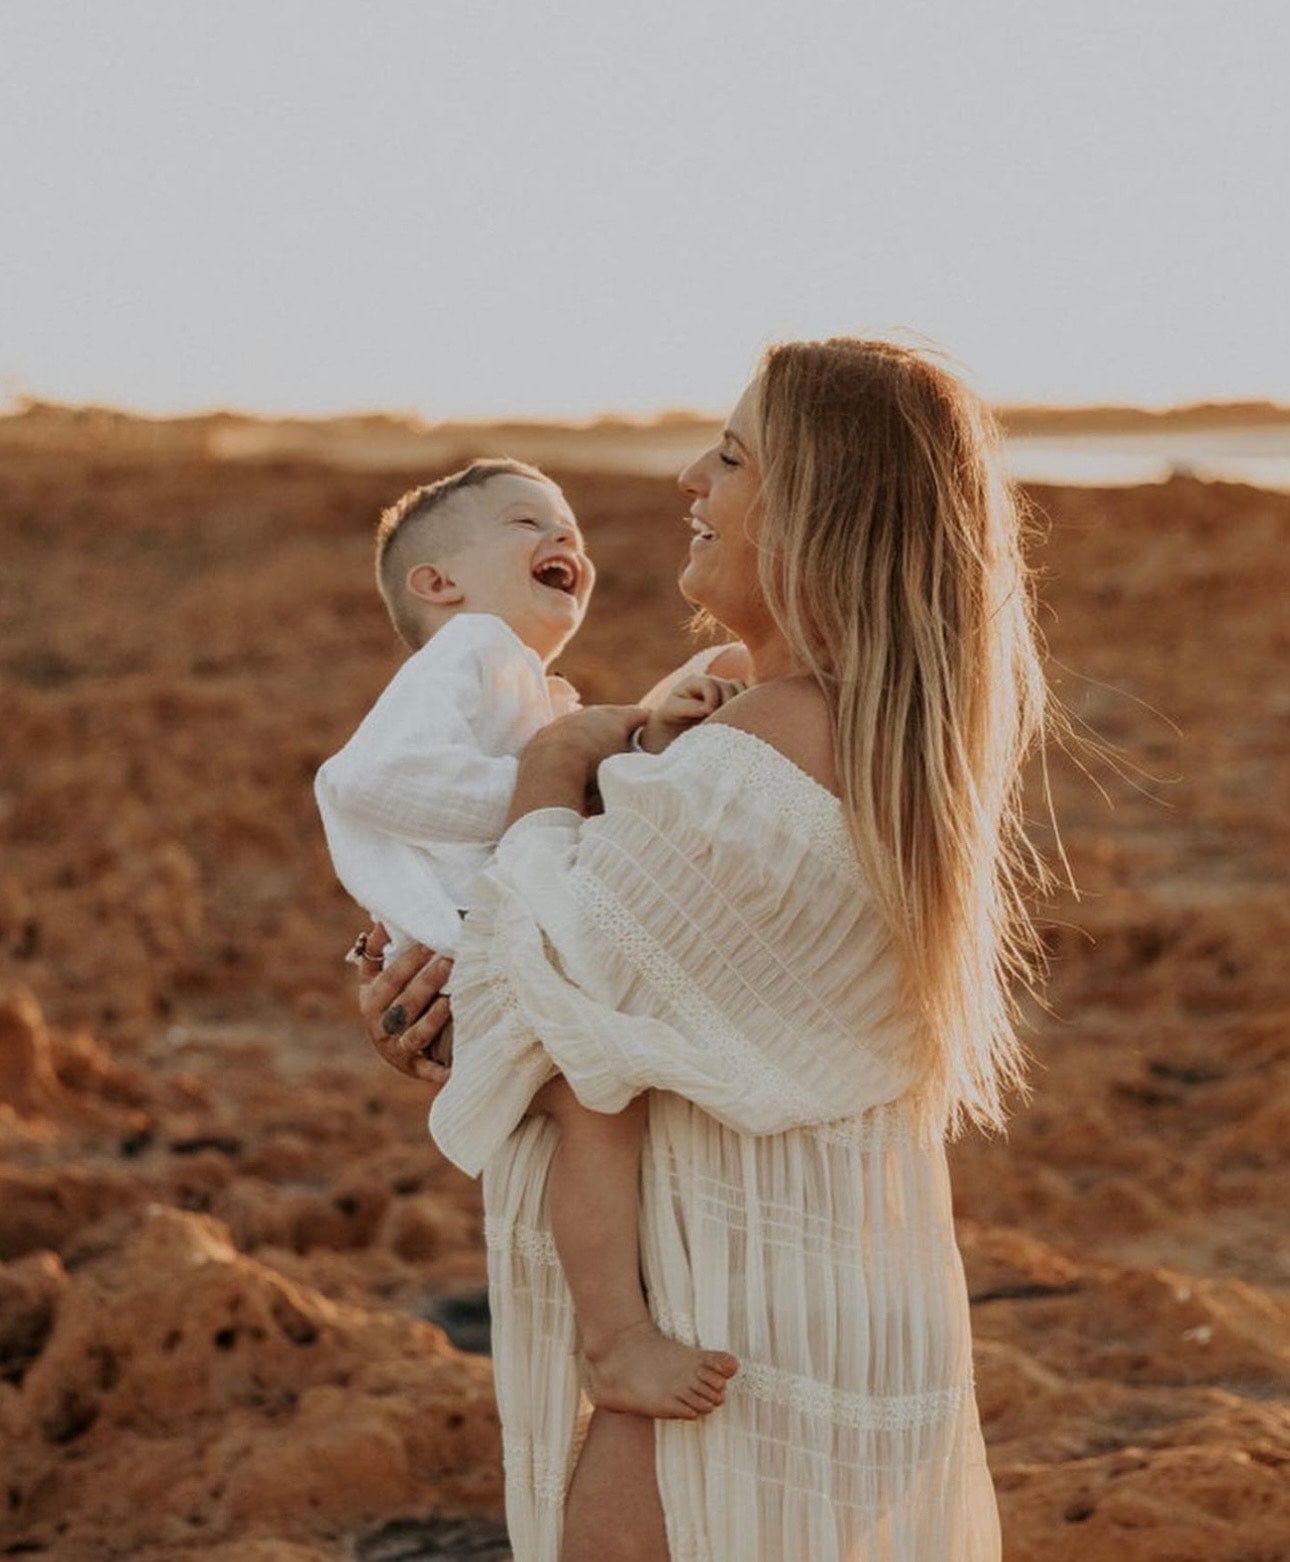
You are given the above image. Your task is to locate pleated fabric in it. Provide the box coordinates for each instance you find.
[430,722,1001,1562]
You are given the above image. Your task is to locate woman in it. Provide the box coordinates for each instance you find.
[358,337,1051,1561]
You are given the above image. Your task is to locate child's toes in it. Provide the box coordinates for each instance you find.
[703,1350,739,1378]
[680,1388,714,1416]
[691,1378,724,1406]
[697,1364,729,1393]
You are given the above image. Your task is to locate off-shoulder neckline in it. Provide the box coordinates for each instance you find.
[680,720,845,810]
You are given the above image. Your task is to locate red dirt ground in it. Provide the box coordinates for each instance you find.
[0,422,1286,1559]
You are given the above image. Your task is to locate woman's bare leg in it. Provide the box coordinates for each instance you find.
[534,1077,738,1418]
[561,1408,668,1562]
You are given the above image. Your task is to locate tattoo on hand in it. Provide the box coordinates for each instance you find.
[381,1004,408,1037]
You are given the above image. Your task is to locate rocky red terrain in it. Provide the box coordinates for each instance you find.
[0,421,1286,1559]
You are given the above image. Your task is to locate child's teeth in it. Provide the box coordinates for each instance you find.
[535,558,576,592]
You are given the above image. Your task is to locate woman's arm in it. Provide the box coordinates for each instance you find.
[502,741,590,829]
[428,722,916,1177]
[502,705,646,830]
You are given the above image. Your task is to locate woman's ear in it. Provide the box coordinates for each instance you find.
[406,561,465,607]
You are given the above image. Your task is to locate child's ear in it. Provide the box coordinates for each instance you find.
[406,562,465,607]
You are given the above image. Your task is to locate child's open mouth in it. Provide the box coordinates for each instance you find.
[531,555,581,597]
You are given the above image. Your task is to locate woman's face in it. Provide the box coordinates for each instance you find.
[677,379,772,638]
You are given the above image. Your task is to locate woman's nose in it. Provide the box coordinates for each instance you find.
[678,454,708,498]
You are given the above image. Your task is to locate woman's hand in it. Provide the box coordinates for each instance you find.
[504,705,647,829]
[356,923,455,1084]
[529,704,648,769]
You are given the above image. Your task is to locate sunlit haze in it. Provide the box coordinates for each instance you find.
[3,1,1287,420]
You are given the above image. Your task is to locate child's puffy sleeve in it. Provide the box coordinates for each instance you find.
[429,726,920,1176]
[314,634,526,853]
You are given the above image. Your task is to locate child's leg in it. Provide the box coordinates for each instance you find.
[538,1077,739,1420]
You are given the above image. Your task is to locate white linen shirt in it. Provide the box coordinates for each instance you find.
[314,613,581,960]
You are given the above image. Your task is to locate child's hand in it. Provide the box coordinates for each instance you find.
[639,674,747,753]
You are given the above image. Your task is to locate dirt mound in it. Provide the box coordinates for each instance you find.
[1,441,1287,1557]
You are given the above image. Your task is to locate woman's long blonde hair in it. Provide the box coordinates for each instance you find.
[755,337,1056,1139]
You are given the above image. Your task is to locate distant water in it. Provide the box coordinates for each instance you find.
[1003,425,1290,490]
[580,422,1290,489]
[200,412,1290,490]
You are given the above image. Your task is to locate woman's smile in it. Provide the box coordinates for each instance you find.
[675,380,769,639]
[687,512,717,550]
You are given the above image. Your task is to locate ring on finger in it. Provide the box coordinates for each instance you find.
[381,1004,409,1037]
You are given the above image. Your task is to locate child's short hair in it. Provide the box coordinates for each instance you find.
[375,458,550,648]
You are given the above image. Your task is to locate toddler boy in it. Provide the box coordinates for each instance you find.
[316,458,741,1418]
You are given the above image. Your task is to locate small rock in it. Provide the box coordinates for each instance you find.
[354,1514,511,1561]
[417,1289,492,1356]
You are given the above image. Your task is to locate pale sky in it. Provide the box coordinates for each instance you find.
[2,1,1287,420]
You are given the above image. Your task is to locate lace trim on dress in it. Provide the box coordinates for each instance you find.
[672,721,858,875]
[649,1298,697,1342]
[630,1299,975,1435]
[667,1529,716,1562]
[502,1431,576,1508]
[570,867,912,1149]
[484,1215,561,1266]
[571,866,828,1112]
[733,1360,971,1433]
[810,1096,921,1150]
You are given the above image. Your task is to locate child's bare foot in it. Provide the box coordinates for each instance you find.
[580,1319,739,1419]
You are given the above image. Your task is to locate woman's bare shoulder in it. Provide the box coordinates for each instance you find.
[706,676,839,797]
[705,642,753,680]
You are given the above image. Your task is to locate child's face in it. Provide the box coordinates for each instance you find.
[445,475,595,664]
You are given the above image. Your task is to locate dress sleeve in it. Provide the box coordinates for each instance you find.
[429,732,919,1175]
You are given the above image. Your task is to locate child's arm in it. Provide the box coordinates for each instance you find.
[637,673,747,754]
[637,642,751,710]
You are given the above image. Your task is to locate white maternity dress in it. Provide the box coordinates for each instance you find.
[430,722,1001,1562]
